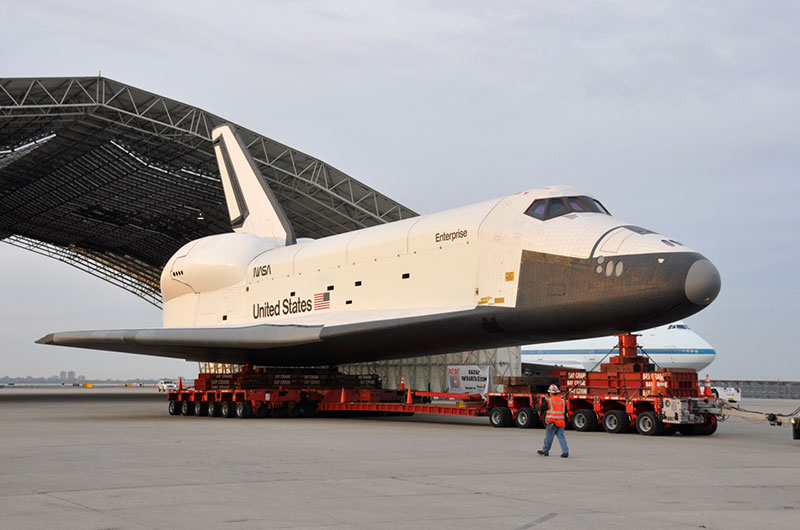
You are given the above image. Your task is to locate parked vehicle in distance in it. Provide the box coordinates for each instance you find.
[712,386,741,403]
[157,379,177,392]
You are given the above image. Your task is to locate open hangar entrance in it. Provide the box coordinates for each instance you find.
[0,76,519,391]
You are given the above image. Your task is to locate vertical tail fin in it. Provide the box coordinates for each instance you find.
[211,124,296,246]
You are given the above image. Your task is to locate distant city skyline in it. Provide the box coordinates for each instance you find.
[0,374,167,383]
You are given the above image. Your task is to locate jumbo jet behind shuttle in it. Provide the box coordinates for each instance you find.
[39,125,721,366]
[522,321,717,372]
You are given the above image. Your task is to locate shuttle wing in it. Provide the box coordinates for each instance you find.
[36,306,505,366]
[37,323,323,364]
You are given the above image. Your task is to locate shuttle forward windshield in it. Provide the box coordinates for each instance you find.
[525,196,610,221]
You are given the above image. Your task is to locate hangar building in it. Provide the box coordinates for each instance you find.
[0,76,519,390]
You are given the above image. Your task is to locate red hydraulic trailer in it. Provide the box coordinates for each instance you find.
[483,333,721,435]
[166,334,722,436]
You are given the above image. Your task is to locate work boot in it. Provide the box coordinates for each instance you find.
[561,453,569,458]
[537,450,548,456]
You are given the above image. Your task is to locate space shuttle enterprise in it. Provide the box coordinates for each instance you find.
[39,124,721,366]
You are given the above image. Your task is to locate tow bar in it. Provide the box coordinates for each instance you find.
[719,402,800,440]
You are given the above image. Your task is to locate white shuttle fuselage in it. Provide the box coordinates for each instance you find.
[40,124,722,366]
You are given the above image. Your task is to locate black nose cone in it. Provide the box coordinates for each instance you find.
[685,259,721,305]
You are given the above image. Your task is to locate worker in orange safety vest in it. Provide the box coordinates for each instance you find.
[537,384,569,458]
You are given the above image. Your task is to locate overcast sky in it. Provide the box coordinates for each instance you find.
[1,1,798,380]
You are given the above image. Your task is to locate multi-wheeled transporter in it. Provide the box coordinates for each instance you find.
[167,334,722,436]
[487,334,721,435]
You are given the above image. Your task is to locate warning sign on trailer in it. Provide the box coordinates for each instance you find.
[447,365,490,396]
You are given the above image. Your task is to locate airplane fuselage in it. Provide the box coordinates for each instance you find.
[522,321,717,372]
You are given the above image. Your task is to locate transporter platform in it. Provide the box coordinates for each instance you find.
[167,333,728,437]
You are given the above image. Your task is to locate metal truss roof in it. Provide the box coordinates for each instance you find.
[0,76,417,307]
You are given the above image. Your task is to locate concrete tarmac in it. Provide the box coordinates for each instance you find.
[0,388,798,530]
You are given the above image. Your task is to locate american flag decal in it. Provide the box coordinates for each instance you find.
[314,292,330,310]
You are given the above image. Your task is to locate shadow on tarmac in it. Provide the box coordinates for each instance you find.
[0,391,163,403]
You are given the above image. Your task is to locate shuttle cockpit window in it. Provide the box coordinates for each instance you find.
[527,199,547,218]
[525,196,611,220]
[547,198,568,218]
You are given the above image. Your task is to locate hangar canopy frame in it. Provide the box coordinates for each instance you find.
[0,76,417,307]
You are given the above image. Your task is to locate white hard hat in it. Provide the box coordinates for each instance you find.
[548,384,560,394]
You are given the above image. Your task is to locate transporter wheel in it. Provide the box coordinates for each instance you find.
[636,411,664,436]
[297,401,316,418]
[678,423,703,436]
[287,401,301,418]
[180,400,194,416]
[489,406,513,428]
[221,401,236,418]
[700,416,718,436]
[194,401,208,417]
[515,407,535,429]
[661,424,678,436]
[207,401,222,417]
[792,419,800,440]
[602,410,628,434]
[270,405,289,418]
[571,409,597,432]
[254,404,268,418]
[168,400,181,416]
[235,402,252,419]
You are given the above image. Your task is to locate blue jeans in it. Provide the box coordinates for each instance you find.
[542,423,569,454]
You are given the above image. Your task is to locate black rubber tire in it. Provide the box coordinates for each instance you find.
[168,400,181,416]
[180,400,194,416]
[254,404,267,418]
[297,401,316,418]
[700,416,718,436]
[636,411,664,436]
[661,424,678,436]
[678,423,704,436]
[515,407,535,429]
[270,406,288,418]
[602,410,628,433]
[792,419,800,440]
[207,401,222,417]
[194,401,208,417]
[221,401,236,418]
[571,409,597,432]
[489,406,513,428]
[236,402,252,419]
